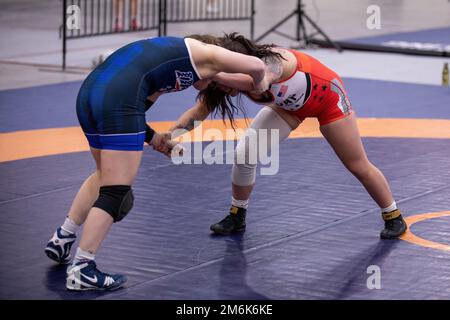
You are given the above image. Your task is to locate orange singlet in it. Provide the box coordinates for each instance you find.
[248,49,353,126]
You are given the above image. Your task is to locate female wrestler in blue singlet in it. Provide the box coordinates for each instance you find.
[45,36,269,291]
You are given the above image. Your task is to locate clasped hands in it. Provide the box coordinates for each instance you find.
[150,131,184,158]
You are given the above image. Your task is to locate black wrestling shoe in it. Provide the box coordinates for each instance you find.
[210,206,246,235]
[380,209,407,239]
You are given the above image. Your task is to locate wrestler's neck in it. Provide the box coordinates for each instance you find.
[266,47,297,84]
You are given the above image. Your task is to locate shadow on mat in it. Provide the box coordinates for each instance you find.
[213,233,269,300]
[302,240,400,299]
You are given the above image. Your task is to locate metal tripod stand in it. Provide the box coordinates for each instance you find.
[255,0,341,52]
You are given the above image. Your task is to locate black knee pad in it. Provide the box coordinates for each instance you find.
[93,185,134,222]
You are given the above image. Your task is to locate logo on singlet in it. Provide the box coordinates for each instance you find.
[277,93,304,110]
[175,70,194,91]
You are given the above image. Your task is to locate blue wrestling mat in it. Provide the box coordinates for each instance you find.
[1,76,450,300]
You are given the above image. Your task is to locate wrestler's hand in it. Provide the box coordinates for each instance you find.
[251,64,274,94]
[166,139,185,157]
[150,132,172,157]
[252,77,270,94]
[151,132,184,158]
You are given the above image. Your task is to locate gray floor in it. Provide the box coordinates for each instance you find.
[1,0,450,89]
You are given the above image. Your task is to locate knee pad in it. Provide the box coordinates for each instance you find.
[93,185,134,222]
[232,162,257,186]
[232,132,258,186]
[231,107,292,186]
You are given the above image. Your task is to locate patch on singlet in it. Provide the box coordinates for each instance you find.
[175,70,195,90]
[269,72,311,111]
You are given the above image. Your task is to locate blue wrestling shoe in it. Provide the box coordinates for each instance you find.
[45,227,76,264]
[66,260,127,291]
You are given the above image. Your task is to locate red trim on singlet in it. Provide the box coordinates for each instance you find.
[287,49,314,74]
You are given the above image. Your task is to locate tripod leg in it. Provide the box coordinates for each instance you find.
[255,11,297,42]
[301,12,342,52]
[298,11,308,45]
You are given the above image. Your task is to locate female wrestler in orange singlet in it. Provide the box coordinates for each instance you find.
[170,33,406,239]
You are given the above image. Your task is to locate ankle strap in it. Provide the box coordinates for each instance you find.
[382,209,401,221]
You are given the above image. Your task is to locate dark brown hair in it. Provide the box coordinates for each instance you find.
[186,34,222,45]
[187,33,284,128]
[220,32,283,61]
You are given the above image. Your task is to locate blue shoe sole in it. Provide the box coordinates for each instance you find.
[45,247,70,264]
